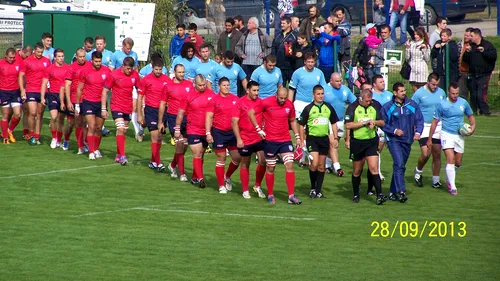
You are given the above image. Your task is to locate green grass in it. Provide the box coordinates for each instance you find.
[1,116,500,280]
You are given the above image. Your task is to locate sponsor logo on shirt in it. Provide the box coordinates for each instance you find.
[285,108,290,114]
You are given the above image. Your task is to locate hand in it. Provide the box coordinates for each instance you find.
[241,54,247,59]
[467,124,475,136]
[237,138,244,148]
[395,129,404,136]
[101,110,108,119]
[280,11,285,17]
[41,98,46,106]
[400,9,405,14]
[75,104,80,115]
[206,134,214,144]
[257,130,266,139]
[367,120,376,130]
[296,51,302,58]
[137,115,144,126]
[158,123,165,134]
[60,103,66,112]
[296,138,303,149]
[332,137,339,149]
[67,102,74,112]
[426,138,432,149]
[477,46,484,52]
[379,4,384,8]
[434,44,441,49]
[465,45,472,52]
[174,130,181,139]
[414,133,421,140]
[258,52,263,59]
[344,139,350,149]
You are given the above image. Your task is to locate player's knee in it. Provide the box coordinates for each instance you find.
[309,163,318,171]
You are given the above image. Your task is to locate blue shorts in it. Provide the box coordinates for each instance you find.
[211,127,236,151]
[112,111,131,121]
[46,93,61,111]
[81,99,102,118]
[26,92,41,103]
[167,112,187,137]
[0,90,21,107]
[187,134,208,148]
[264,141,294,158]
[145,105,167,132]
[238,140,265,157]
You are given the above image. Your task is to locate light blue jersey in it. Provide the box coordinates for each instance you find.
[411,85,446,123]
[86,49,114,67]
[372,90,393,106]
[324,84,356,120]
[289,67,327,103]
[43,47,55,62]
[433,97,473,135]
[250,65,283,99]
[192,59,219,90]
[215,62,246,95]
[139,63,168,78]
[170,56,200,79]
[111,50,139,69]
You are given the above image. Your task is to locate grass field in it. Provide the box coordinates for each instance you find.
[1,115,499,280]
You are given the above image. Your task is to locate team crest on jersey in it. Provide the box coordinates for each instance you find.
[43,62,47,67]
[131,78,136,83]
[316,76,320,81]
[232,101,236,105]
[163,82,168,85]
[186,88,190,92]
[15,66,19,71]
[288,145,293,151]
[285,108,290,114]
[233,70,238,75]
[459,105,465,112]
[208,97,212,100]
[102,74,107,80]
[440,96,444,100]
[275,73,279,78]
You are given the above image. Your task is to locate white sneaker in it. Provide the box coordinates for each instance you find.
[219,186,228,194]
[50,138,57,149]
[253,186,266,198]
[89,152,96,160]
[242,191,251,199]
[77,148,86,155]
[94,150,102,159]
[180,174,188,182]
[224,177,233,191]
[168,163,178,178]
[380,173,385,181]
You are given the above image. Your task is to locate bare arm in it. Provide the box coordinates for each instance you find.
[18,72,26,98]
[205,111,214,143]
[232,117,244,148]
[137,94,145,125]
[157,100,167,133]
[289,117,302,148]
[467,115,476,135]
[59,85,66,111]
[101,88,110,119]
[40,78,49,105]
[426,118,439,147]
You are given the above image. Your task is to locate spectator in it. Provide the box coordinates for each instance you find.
[405,27,430,92]
[373,0,386,28]
[458,27,473,100]
[235,17,272,80]
[184,23,205,58]
[217,18,243,59]
[462,28,497,116]
[429,16,447,48]
[271,16,297,86]
[293,33,315,69]
[233,15,247,34]
[169,24,188,60]
[299,5,325,42]
[276,0,294,33]
[373,24,396,75]
[352,24,376,81]
[334,7,351,74]
[389,0,410,45]
[431,28,459,90]
[291,16,300,33]
[312,23,340,81]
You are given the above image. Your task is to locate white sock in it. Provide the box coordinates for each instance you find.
[325,157,332,169]
[432,176,440,184]
[131,112,140,135]
[415,167,423,174]
[378,154,382,175]
[333,162,341,171]
[445,164,457,190]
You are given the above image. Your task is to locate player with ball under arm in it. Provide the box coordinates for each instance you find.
[427,82,475,196]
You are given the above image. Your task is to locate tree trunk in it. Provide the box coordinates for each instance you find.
[206,0,225,38]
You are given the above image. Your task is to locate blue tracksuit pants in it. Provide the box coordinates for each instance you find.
[387,141,412,193]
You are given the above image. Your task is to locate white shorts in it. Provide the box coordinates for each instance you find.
[132,88,138,100]
[441,131,464,153]
[330,120,344,138]
[294,100,309,119]
[421,122,442,139]
[377,127,386,142]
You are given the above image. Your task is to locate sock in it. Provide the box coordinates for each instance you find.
[95,135,102,151]
[432,176,440,184]
[240,167,250,192]
[50,129,57,139]
[177,153,185,175]
[56,131,63,143]
[87,135,95,153]
[191,158,198,179]
[34,133,40,140]
[367,170,374,191]
[8,117,20,132]
[151,142,158,163]
[215,161,225,187]
[64,131,70,142]
[372,173,383,196]
[265,172,275,196]
[171,152,178,168]
[131,112,140,135]
[309,170,317,190]
[325,157,332,169]
[156,143,162,164]
[1,120,8,138]
[75,128,83,148]
[333,162,341,171]
[254,164,266,187]
[378,154,382,174]
[22,128,29,135]
[446,164,457,190]
[225,161,239,179]
[116,135,126,156]
[352,174,361,197]
[194,157,204,180]
[415,167,423,174]
[285,171,295,196]
[316,171,325,193]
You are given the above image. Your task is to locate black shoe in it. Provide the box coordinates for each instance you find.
[191,178,200,185]
[414,172,423,187]
[309,189,317,198]
[352,196,360,203]
[432,181,443,188]
[326,167,333,174]
[376,194,387,205]
[367,190,375,196]
[388,193,400,201]
[198,179,207,188]
[315,192,326,199]
[399,192,408,203]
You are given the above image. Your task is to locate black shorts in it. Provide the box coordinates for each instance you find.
[167,112,187,137]
[0,90,21,106]
[211,127,237,151]
[264,141,294,158]
[419,137,441,147]
[65,108,75,117]
[306,136,330,156]
[112,111,131,121]
[81,99,102,118]
[26,92,41,103]
[187,134,208,148]
[144,105,167,132]
[238,140,265,157]
[46,93,61,111]
[350,137,379,161]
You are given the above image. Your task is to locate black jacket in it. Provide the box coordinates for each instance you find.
[431,40,460,82]
[462,38,497,77]
[351,38,371,68]
[272,29,298,70]
[293,43,316,69]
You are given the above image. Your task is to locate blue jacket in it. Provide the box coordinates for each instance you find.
[169,34,188,58]
[381,96,424,144]
[312,32,340,67]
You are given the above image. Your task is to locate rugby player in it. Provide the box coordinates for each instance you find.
[170,42,200,80]
[41,32,55,62]
[86,36,113,67]
[214,51,247,95]
[16,45,33,140]
[0,48,23,144]
[249,55,283,99]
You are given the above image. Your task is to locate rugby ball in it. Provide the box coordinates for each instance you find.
[459,123,472,136]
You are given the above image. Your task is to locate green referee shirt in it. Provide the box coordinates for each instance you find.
[299,102,339,137]
[344,99,383,140]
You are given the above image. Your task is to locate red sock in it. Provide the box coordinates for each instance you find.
[75,128,83,148]
[255,164,266,187]
[151,142,157,163]
[50,129,57,139]
[8,117,20,132]
[1,120,8,138]
[171,152,178,167]
[95,135,102,150]
[156,143,162,164]
[177,153,185,175]
[191,158,198,179]
[225,161,239,179]
[265,172,274,196]
[116,135,125,156]
[286,171,295,196]
[240,167,250,192]
[194,157,204,180]
[56,131,63,143]
[87,135,95,153]
[215,161,225,187]
[23,128,29,135]
[34,133,40,140]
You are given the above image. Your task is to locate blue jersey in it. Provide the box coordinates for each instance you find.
[372,90,393,106]
[138,63,168,78]
[433,97,473,135]
[170,56,201,79]
[323,84,356,120]
[192,59,219,89]
[111,50,139,69]
[215,62,246,95]
[86,49,114,67]
[289,67,327,103]
[411,85,446,123]
[43,47,55,62]
[250,65,283,99]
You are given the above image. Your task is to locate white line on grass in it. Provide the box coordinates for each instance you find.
[0,163,119,180]
[472,135,500,139]
[72,201,203,217]
[462,160,500,168]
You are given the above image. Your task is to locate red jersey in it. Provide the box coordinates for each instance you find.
[106,68,140,114]
[207,93,239,131]
[261,96,295,142]
[15,50,27,62]
[165,79,193,115]
[65,61,90,103]
[20,55,50,93]
[137,73,170,109]
[232,96,264,145]
[79,66,111,103]
[44,63,70,94]
[178,88,215,135]
[0,59,21,91]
